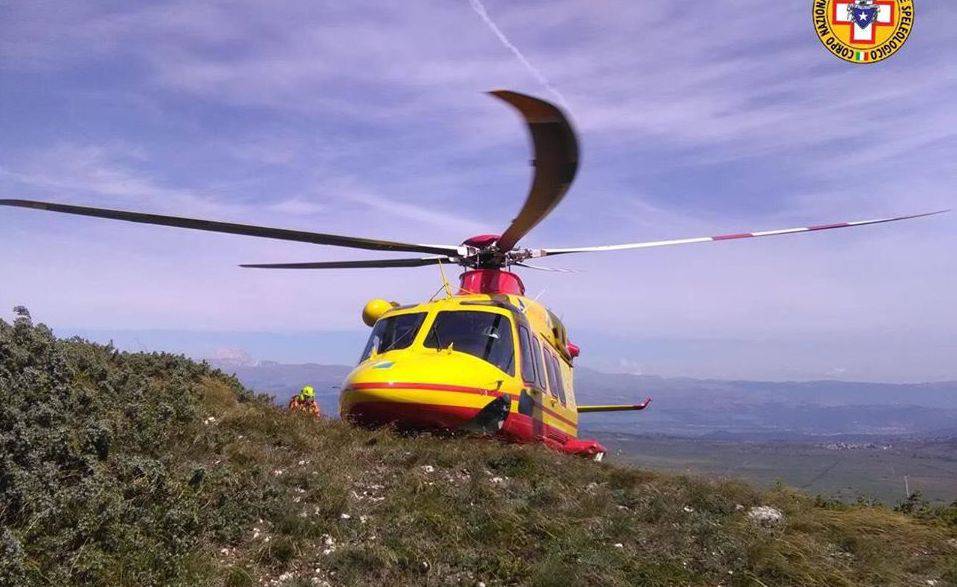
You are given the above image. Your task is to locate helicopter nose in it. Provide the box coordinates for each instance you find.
[339,359,508,431]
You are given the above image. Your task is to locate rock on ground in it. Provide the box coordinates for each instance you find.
[747,506,785,528]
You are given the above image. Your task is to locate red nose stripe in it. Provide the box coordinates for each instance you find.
[349,381,503,397]
[344,399,573,443]
[346,381,577,427]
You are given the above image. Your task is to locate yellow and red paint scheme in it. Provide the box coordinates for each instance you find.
[340,269,612,458]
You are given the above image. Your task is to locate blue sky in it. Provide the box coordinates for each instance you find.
[1,1,955,381]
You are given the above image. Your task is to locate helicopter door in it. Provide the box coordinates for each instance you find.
[542,348,571,443]
[529,335,549,439]
[518,325,547,439]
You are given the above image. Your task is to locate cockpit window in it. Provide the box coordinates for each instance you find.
[424,311,515,375]
[359,312,426,363]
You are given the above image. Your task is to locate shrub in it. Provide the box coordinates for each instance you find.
[0,310,252,584]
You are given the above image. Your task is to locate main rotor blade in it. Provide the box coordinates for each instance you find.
[490,90,579,252]
[513,262,576,273]
[539,210,948,256]
[0,198,460,256]
[240,257,453,269]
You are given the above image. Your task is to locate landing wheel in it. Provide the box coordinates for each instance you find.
[593,451,605,462]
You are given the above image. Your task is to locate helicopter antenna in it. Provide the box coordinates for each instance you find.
[426,282,447,302]
[437,258,454,299]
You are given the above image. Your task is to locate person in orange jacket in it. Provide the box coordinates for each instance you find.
[288,385,321,418]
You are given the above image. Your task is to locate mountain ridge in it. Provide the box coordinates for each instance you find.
[210,361,957,438]
[3,313,955,585]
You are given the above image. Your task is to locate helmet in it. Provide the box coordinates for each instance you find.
[300,385,315,400]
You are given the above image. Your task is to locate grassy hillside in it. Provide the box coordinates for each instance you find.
[2,310,955,586]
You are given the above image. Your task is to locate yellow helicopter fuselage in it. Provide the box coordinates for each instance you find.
[339,286,594,453]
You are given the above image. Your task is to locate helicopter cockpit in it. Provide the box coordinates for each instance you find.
[359,311,426,363]
[359,307,516,377]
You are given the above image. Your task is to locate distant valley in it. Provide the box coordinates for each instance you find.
[213,360,957,439]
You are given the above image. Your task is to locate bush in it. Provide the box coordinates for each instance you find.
[0,310,252,584]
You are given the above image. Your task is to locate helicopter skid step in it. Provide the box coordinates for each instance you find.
[508,434,606,460]
[555,437,607,461]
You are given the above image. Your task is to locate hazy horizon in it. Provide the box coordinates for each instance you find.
[46,324,955,384]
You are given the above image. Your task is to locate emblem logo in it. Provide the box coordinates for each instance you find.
[812,0,914,63]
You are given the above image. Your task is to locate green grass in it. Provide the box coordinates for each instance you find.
[2,309,955,586]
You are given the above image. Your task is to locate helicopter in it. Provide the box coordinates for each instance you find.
[1,90,945,460]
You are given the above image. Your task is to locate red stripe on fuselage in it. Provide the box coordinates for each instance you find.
[349,381,504,397]
[538,404,577,428]
[346,400,480,430]
[344,399,572,444]
[346,381,577,427]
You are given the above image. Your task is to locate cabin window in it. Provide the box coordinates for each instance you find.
[359,312,426,363]
[424,311,515,375]
[544,350,567,405]
[518,325,536,384]
[530,335,547,390]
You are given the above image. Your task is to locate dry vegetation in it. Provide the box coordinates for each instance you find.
[2,308,955,586]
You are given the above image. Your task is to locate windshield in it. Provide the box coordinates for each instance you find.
[424,311,515,375]
[359,312,426,363]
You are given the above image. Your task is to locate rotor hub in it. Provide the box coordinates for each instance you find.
[458,269,525,295]
[462,234,500,248]
[458,234,539,269]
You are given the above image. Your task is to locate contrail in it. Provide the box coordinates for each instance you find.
[467,0,569,109]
